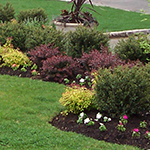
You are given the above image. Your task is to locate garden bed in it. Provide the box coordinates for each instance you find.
[50,110,150,150]
[0,66,150,150]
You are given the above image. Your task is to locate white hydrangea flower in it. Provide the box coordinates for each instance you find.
[79,78,85,83]
[84,118,90,124]
[96,112,102,120]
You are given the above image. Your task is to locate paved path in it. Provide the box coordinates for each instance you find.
[62,0,150,13]
[92,0,150,13]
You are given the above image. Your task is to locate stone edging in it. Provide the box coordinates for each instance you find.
[105,29,150,38]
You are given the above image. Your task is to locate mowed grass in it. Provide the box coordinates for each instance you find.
[0,75,140,150]
[1,0,150,31]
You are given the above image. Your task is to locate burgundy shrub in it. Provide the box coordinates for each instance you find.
[78,46,140,73]
[41,55,83,83]
[28,43,60,68]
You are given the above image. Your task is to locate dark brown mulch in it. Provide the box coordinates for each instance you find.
[50,110,150,150]
[1,66,150,150]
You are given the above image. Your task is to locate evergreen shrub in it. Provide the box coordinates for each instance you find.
[94,63,150,118]
[0,22,65,52]
[17,8,48,23]
[64,26,109,58]
[0,3,15,22]
[114,34,150,63]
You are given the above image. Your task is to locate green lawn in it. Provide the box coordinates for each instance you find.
[0,0,150,32]
[0,75,140,149]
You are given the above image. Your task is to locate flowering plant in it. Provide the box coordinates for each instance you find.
[77,112,87,124]
[84,118,95,126]
[117,122,126,132]
[103,116,111,122]
[132,128,140,137]
[94,112,102,121]
[12,63,18,71]
[99,123,107,131]
[140,120,147,128]
[79,78,85,86]
[120,115,128,125]
[31,70,37,76]
[145,131,150,140]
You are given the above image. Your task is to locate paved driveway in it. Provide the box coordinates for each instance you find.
[92,0,150,13]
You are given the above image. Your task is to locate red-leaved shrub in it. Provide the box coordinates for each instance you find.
[78,46,139,73]
[28,43,60,68]
[41,55,83,83]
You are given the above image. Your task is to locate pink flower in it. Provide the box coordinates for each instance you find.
[42,25,45,28]
[12,64,17,67]
[133,128,139,132]
[145,131,149,135]
[123,115,128,120]
[31,70,36,73]
[119,122,123,125]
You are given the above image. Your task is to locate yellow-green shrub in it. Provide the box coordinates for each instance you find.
[59,86,94,114]
[0,38,31,68]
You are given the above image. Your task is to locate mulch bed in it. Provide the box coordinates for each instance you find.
[50,110,150,150]
[1,66,150,150]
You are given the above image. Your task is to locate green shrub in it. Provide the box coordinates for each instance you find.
[64,26,109,58]
[94,63,150,118]
[0,3,15,23]
[0,38,31,68]
[59,85,94,114]
[114,34,149,63]
[17,8,48,23]
[25,26,65,52]
[0,22,28,52]
[0,22,65,52]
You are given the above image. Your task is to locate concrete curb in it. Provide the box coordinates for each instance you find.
[105,29,150,38]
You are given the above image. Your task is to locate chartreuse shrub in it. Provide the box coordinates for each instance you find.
[65,26,109,58]
[94,63,150,118]
[114,34,150,63]
[59,85,94,114]
[17,8,48,23]
[0,3,15,23]
[0,37,31,68]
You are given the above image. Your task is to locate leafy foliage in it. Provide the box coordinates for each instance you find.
[0,3,15,23]
[94,63,150,118]
[59,85,94,114]
[65,26,109,58]
[41,55,82,83]
[17,8,48,23]
[0,22,29,52]
[78,46,126,73]
[0,38,31,68]
[55,0,99,26]
[114,34,150,63]
[0,22,65,52]
[28,44,61,68]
